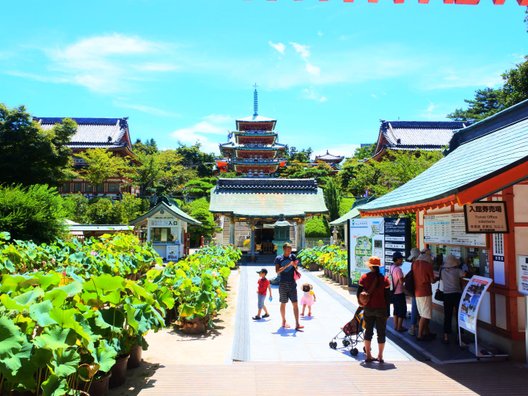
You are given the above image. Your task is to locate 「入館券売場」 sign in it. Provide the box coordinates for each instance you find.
[464,202,508,234]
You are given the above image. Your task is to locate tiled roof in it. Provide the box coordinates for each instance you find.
[210,178,327,217]
[236,115,276,123]
[360,106,528,212]
[315,151,345,161]
[380,120,467,149]
[35,117,130,149]
[130,201,201,226]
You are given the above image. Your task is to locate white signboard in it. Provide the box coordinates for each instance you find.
[348,218,384,284]
[517,255,528,296]
[459,276,492,333]
[424,213,486,247]
[148,218,179,227]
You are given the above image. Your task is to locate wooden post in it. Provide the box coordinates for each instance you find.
[229,217,236,245]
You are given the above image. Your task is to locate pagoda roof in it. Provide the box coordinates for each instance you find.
[315,150,345,161]
[130,200,201,226]
[220,142,286,150]
[35,117,132,151]
[236,114,276,123]
[360,100,528,215]
[210,178,328,218]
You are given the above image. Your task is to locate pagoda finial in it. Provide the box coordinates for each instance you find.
[253,83,258,117]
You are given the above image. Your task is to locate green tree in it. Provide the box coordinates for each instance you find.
[84,198,119,224]
[157,150,198,196]
[502,56,528,108]
[133,152,163,197]
[77,148,128,186]
[175,144,215,178]
[0,105,76,186]
[183,198,217,246]
[182,178,216,201]
[280,161,333,185]
[287,147,312,162]
[115,193,150,223]
[305,216,330,238]
[63,193,90,223]
[323,178,342,221]
[0,184,66,243]
[133,138,158,155]
[447,88,504,122]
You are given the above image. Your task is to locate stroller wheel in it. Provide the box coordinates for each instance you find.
[351,348,359,356]
[343,340,350,347]
[329,341,337,349]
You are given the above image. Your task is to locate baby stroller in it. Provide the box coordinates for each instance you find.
[329,307,365,356]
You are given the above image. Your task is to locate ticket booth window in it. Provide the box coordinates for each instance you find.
[152,228,172,242]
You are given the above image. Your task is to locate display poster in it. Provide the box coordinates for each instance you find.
[166,245,179,262]
[424,213,486,247]
[517,255,528,295]
[348,218,384,284]
[383,218,410,271]
[464,202,509,233]
[458,276,493,333]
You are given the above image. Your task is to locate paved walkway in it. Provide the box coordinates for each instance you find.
[234,264,412,363]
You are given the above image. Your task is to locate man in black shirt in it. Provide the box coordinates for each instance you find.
[275,243,303,331]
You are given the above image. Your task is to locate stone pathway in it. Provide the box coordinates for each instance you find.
[237,264,412,363]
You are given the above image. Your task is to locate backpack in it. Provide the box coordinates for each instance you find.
[403,266,415,296]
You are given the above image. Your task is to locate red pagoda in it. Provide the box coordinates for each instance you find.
[217,87,287,176]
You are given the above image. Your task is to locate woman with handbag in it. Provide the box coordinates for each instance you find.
[439,255,467,344]
[357,256,391,363]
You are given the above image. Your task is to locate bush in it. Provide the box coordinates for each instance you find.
[305,216,330,238]
[0,184,66,243]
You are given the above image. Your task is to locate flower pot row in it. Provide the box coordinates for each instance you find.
[323,269,348,286]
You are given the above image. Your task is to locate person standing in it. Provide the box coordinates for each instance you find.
[275,243,304,331]
[252,268,272,320]
[357,256,391,363]
[413,249,436,341]
[389,252,407,332]
[440,255,466,344]
[407,247,420,336]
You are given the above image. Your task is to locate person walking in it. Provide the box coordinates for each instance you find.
[389,252,407,332]
[413,249,436,341]
[252,268,272,320]
[300,283,316,317]
[357,256,390,363]
[407,247,420,336]
[440,255,466,344]
[275,243,304,331]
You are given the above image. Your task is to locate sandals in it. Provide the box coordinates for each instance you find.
[364,357,378,363]
[295,325,304,331]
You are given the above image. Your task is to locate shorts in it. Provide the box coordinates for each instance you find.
[363,308,388,343]
[257,293,266,309]
[279,281,298,303]
[416,295,432,319]
[392,293,407,318]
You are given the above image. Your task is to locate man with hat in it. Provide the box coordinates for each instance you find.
[407,247,420,336]
[389,251,407,332]
[274,242,303,331]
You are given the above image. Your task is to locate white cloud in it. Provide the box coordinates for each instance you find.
[21,33,176,93]
[170,114,231,154]
[418,102,449,121]
[421,65,504,90]
[290,42,310,59]
[113,101,181,118]
[302,87,327,103]
[268,41,286,55]
[305,63,320,76]
[317,31,324,37]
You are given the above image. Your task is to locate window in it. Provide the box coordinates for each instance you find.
[152,228,171,242]
[85,184,95,193]
[73,182,83,193]
[96,183,105,194]
[108,183,120,193]
[62,182,71,193]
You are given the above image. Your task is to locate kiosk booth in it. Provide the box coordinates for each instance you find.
[131,198,201,261]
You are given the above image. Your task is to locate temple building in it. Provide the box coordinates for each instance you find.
[210,89,328,258]
[372,120,468,161]
[217,88,287,176]
[314,150,344,173]
[34,117,139,198]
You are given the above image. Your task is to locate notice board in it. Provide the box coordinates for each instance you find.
[424,213,486,247]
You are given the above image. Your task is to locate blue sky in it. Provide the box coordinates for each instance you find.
[0,1,526,157]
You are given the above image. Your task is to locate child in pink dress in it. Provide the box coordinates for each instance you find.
[300,283,316,316]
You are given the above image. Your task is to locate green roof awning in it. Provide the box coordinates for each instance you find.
[209,178,328,218]
[360,106,528,213]
[130,202,202,226]
[329,208,360,226]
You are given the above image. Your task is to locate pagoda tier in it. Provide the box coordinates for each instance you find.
[216,87,286,177]
[233,130,278,145]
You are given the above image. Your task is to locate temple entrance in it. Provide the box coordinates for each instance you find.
[255,225,275,254]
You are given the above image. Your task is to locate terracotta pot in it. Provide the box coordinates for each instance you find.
[109,354,129,388]
[333,273,339,282]
[127,344,143,369]
[340,275,348,285]
[180,316,209,334]
[88,372,111,396]
[308,262,319,271]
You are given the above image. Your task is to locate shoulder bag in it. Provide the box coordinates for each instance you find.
[434,268,444,301]
[403,264,415,296]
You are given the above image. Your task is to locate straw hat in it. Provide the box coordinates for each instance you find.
[407,248,420,261]
[443,254,460,268]
[365,256,381,267]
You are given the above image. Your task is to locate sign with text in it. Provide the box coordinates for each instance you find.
[517,256,528,296]
[348,217,384,284]
[148,218,179,227]
[458,275,493,334]
[424,213,486,247]
[383,217,410,269]
[464,201,508,234]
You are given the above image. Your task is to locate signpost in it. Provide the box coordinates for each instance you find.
[458,275,500,358]
[464,202,509,234]
[383,217,410,271]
